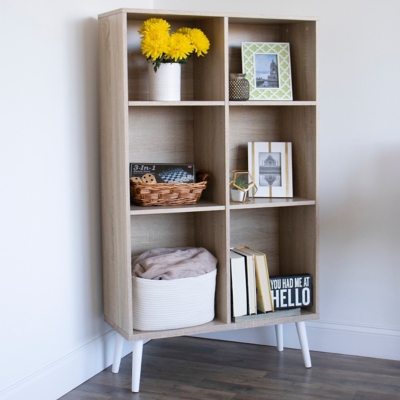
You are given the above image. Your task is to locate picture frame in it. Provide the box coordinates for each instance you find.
[248,142,293,198]
[242,42,293,100]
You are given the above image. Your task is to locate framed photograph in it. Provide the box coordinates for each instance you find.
[248,142,293,197]
[242,42,293,100]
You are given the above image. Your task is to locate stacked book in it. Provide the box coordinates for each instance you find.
[230,246,312,322]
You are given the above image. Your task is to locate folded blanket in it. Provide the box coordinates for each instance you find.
[132,247,217,280]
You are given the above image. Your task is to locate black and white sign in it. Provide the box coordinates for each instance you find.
[269,274,312,310]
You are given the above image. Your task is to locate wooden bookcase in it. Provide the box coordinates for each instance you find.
[98,8,318,346]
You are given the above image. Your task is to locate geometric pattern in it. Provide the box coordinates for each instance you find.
[242,42,293,100]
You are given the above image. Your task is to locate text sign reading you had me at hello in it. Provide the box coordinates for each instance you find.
[269,274,312,310]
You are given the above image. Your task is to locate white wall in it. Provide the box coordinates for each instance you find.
[154,0,400,360]
[0,1,152,400]
[1,0,399,399]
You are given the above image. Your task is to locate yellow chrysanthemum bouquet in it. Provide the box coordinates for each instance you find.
[139,18,210,72]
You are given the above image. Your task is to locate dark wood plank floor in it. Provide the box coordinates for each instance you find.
[61,336,400,400]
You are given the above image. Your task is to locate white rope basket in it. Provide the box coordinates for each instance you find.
[132,269,216,331]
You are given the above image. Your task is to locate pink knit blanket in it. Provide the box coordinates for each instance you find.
[132,247,217,280]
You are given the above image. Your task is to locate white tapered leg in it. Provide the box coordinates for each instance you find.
[112,333,125,373]
[131,340,144,393]
[296,321,312,368]
[275,324,284,351]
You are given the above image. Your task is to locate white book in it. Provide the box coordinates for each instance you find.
[237,246,273,313]
[230,251,248,318]
[232,248,257,315]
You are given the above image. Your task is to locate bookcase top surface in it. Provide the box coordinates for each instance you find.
[98,8,318,23]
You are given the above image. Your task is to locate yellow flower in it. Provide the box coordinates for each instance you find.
[165,32,193,62]
[138,19,210,70]
[138,18,170,35]
[176,27,192,36]
[141,30,170,61]
[186,28,210,56]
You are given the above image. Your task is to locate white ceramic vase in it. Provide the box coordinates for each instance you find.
[148,62,181,101]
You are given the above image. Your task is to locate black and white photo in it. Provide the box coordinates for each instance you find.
[258,152,282,187]
[248,142,293,198]
[255,54,279,88]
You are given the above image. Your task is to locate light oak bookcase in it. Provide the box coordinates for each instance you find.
[98,8,318,392]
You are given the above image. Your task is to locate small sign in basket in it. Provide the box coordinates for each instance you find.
[130,170,209,207]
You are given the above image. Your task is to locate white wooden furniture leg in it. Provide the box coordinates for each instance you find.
[112,332,125,373]
[275,324,284,351]
[295,321,312,368]
[131,340,144,393]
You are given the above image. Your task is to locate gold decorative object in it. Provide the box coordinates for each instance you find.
[229,170,257,202]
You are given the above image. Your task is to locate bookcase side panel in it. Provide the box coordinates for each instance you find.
[280,106,317,200]
[98,13,133,337]
[279,205,318,314]
[281,21,317,101]
[195,211,229,324]
[193,18,225,101]
[193,107,226,205]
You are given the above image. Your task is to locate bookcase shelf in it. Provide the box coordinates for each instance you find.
[99,8,318,386]
[130,200,225,215]
[229,197,316,209]
[229,101,317,106]
[122,310,319,341]
[128,101,225,107]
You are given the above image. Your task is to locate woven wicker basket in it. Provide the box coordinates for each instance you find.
[130,170,209,207]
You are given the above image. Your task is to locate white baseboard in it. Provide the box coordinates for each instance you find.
[0,330,132,400]
[195,320,400,361]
